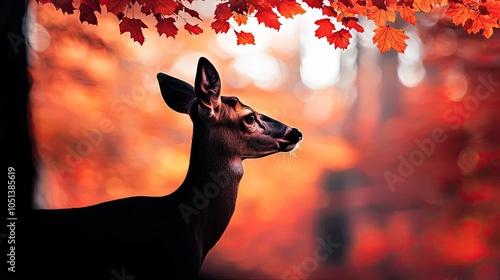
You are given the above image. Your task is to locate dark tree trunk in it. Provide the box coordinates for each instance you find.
[1,1,37,279]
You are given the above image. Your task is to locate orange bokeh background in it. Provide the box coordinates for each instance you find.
[28,2,500,279]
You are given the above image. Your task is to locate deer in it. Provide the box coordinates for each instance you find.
[24,57,302,280]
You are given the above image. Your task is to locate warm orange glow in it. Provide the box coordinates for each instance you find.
[29,2,500,279]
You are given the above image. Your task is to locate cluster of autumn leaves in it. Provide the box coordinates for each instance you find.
[37,0,500,53]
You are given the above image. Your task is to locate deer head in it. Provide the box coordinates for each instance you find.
[157,57,302,161]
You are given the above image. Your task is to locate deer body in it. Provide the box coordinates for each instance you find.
[25,58,302,280]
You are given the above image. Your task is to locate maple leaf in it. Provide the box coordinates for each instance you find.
[51,0,75,14]
[235,30,256,45]
[446,3,474,26]
[413,0,434,12]
[183,6,202,20]
[156,17,178,38]
[211,19,231,33]
[119,17,148,45]
[230,0,250,13]
[469,13,499,38]
[372,0,387,10]
[303,0,324,9]
[367,6,397,26]
[327,29,352,49]
[184,23,203,35]
[214,2,232,21]
[315,19,336,38]
[233,12,248,26]
[79,4,98,25]
[277,0,306,19]
[373,25,409,53]
[255,8,282,30]
[342,17,365,32]
[105,0,129,16]
[322,5,338,17]
[139,0,178,16]
[397,4,417,25]
[482,1,500,18]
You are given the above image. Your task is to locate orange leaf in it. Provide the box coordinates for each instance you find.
[469,13,499,38]
[255,7,282,30]
[119,17,148,45]
[327,29,352,49]
[446,3,474,26]
[235,31,255,45]
[233,12,248,26]
[397,4,417,25]
[367,7,397,26]
[372,25,409,53]
[482,1,500,19]
[314,18,336,38]
[277,0,306,18]
[413,0,434,12]
[184,23,203,35]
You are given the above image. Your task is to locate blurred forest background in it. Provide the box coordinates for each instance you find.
[26,1,500,279]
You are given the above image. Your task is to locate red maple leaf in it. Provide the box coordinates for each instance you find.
[229,0,250,13]
[372,0,387,10]
[139,0,178,16]
[79,4,98,25]
[156,17,178,38]
[211,19,231,34]
[315,18,336,38]
[255,8,281,30]
[342,17,365,32]
[322,5,338,17]
[184,23,203,35]
[327,29,352,49]
[51,0,75,14]
[214,2,232,21]
[183,6,202,20]
[235,30,255,45]
[105,0,129,16]
[119,17,148,45]
[482,1,500,18]
[277,0,306,19]
[303,0,324,9]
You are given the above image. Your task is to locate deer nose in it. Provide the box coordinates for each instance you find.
[285,128,303,143]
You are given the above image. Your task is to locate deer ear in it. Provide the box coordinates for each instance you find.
[157,73,196,114]
[195,57,221,123]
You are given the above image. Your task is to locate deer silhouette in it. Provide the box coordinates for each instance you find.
[25,57,302,280]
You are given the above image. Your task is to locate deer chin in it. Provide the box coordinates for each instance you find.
[278,140,300,152]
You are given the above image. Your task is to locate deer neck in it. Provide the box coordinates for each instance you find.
[173,118,244,257]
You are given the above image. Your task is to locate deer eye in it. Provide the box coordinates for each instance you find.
[243,114,256,125]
